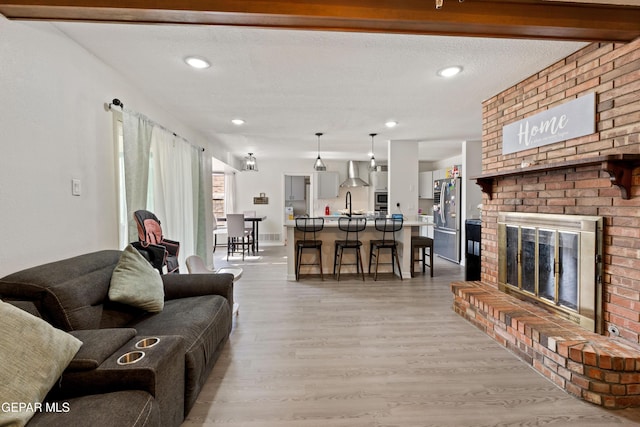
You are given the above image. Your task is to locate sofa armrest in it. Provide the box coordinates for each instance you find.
[67,328,137,371]
[52,336,185,427]
[161,273,233,307]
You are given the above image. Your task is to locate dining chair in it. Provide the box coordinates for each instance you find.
[226,214,252,261]
[213,213,227,253]
[368,217,403,280]
[333,217,367,281]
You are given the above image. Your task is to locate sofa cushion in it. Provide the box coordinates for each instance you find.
[109,245,164,313]
[0,300,82,426]
[0,250,136,331]
[67,328,138,371]
[27,391,159,427]
[131,294,232,414]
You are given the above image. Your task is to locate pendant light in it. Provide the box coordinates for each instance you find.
[242,153,258,171]
[368,133,377,172]
[313,132,327,171]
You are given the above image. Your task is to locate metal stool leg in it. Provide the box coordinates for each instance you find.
[373,246,380,281]
[394,246,403,279]
[429,245,434,277]
[295,245,301,281]
[410,245,416,277]
[336,246,343,281]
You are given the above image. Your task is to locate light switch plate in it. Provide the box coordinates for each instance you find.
[72,179,81,196]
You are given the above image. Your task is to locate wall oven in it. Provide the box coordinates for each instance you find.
[374,191,388,214]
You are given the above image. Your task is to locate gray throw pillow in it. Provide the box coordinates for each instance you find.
[0,300,83,426]
[108,244,164,312]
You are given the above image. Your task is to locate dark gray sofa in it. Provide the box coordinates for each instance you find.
[0,250,234,427]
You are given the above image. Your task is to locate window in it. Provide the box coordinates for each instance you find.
[212,172,225,219]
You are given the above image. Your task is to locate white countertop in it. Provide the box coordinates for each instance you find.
[285,217,433,228]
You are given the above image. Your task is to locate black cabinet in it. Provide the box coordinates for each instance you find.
[465,219,481,281]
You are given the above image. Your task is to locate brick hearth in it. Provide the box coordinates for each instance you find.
[452,281,640,409]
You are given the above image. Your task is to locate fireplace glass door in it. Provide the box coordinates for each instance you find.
[522,227,536,294]
[558,231,579,310]
[498,212,602,333]
[505,225,518,288]
[538,229,555,303]
[503,226,579,309]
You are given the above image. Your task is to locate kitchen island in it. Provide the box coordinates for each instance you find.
[284,217,433,281]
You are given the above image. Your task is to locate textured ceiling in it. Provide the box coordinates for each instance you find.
[52,22,586,165]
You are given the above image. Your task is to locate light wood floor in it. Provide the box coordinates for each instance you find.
[184,245,640,426]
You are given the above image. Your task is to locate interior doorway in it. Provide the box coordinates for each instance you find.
[284,174,311,219]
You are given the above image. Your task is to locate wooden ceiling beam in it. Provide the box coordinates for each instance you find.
[1,0,639,42]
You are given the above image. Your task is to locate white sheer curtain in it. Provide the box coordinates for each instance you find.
[224,172,236,215]
[148,127,201,269]
[116,109,207,269]
[122,111,153,243]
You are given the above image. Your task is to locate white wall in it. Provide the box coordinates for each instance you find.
[462,140,483,220]
[388,140,419,219]
[460,140,483,267]
[433,155,463,171]
[0,18,229,276]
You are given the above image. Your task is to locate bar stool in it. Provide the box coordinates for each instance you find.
[411,236,434,277]
[295,217,324,281]
[333,217,367,281]
[368,217,403,281]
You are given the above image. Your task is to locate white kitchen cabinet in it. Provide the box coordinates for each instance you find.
[314,171,339,199]
[420,225,434,239]
[419,216,434,239]
[432,169,447,181]
[419,171,434,199]
[369,171,388,191]
[285,175,305,201]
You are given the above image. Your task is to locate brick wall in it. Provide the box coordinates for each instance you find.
[480,39,640,344]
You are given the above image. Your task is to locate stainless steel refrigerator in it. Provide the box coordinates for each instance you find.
[433,177,461,263]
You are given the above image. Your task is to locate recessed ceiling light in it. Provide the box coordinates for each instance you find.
[231,119,245,126]
[385,121,398,128]
[437,66,463,78]
[184,56,211,69]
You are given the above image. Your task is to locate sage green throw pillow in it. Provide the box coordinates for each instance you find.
[0,300,83,427]
[109,244,164,312]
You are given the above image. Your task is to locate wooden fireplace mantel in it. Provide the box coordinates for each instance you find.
[473,154,640,200]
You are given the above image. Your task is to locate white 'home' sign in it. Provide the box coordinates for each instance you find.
[502,92,596,155]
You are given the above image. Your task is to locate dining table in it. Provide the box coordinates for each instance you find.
[219,215,266,254]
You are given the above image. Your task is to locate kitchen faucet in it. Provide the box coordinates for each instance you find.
[345,191,352,217]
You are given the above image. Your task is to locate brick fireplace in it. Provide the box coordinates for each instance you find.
[451,38,640,408]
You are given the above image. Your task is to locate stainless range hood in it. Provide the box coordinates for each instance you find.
[340,161,369,187]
